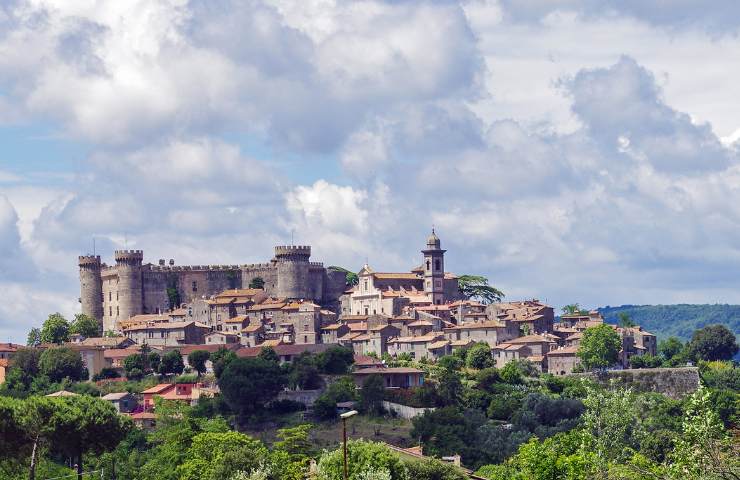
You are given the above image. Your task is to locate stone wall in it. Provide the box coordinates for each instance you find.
[574,367,700,399]
[382,401,435,419]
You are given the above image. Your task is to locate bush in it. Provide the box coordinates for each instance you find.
[92,367,121,381]
[466,343,494,370]
[269,399,306,414]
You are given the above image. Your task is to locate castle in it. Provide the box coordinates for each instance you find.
[79,245,347,332]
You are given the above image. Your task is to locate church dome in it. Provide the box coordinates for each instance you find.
[426,229,441,249]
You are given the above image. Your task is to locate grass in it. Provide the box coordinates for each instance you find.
[243,412,415,451]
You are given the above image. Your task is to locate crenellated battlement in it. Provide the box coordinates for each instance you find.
[78,255,101,267]
[115,250,144,263]
[146,264,241,272]
[274,245,311,260]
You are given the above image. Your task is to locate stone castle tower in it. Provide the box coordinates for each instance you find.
[79,245,347,332]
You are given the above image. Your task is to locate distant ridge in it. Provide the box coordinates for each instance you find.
[597,304,740,341]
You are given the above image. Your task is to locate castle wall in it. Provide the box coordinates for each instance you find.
[115,250,144,323]
[141,271,170,314]
[241,264,278,295]
[101,270,120,332]
[324,270,349,304]
[308,267,324,301]
[277,259,310,299]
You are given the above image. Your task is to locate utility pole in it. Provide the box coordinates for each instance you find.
[340,410,358,480]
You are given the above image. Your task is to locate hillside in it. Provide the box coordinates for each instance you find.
[598,304,740,341]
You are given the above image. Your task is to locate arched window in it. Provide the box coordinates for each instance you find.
[435,259,441,271]
[426,260,430,270]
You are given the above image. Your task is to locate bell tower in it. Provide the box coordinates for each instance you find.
[422,229,446,305]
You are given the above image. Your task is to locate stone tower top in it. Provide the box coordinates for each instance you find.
[425,229,441,250]
[114,250,144,263]
[274,245,311,260]
[78,255,102,267]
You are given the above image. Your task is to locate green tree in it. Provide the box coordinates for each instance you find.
[360,374,386,415]
[437,369,463,406]
[26,327,41,347]
[630,354,663,369]
[258,346,280,364]
[687,324,739,362]
[39,313,70,344]
[3,347,41,392]
[318,345,355,374]
[314,376,358,419]
[177,431,268,480]
[561,304,586,315]
[274,424,315,461]
[219,357,286,417]
[149,351,162,372]
[577,324,622,371]
[123,353,145,379]
[457,275,504,304]
[159,350,185,376]
[288,353,323,390]
[248,277,265,289]
[316,440,408,480]
[211,347,238,378]
[658,336,685,362]
[38,347,87,382]
[499,361,524,384]
[438,355,463,371]
[188,350,210,376]
[69,313,100,337]
[328,266,359,286]
[618,312,636,328]
[405,458,468,480]
[466,342,494,369]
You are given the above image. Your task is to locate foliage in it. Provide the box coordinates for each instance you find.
[577,324,621,370]
[274,424,315,460]
[211,347,238,378]
[688,324,739,362]
[38,347,87,382]
[466,342,494,369]
[176,431,268,480]
[328,266,359,286]
[630,354,663,369]
[404,458,468,480]
[124,353,145,379]
[26,328,41,347]
[317,345,355,374]
[92,367,121,381]
[499,361,524,384]
[159,350,185,376]
[561,304,589,315]
[436,368,463,405]
[188,350,210,376]
[438,355,463,371]
[618,312,636,328]
[219,357,286,417]
[258,346,280,364]
[39,312,70,344]
[2,348,40,392]
[316,440,408,480]
[457,275,504,304]
[287,352,324,390]
[69,313,100,337]
[360,374,386,415]
[314,376,358,419]
[598,304,740,345]
[248,276,265,289]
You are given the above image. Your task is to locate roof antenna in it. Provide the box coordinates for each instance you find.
[291,229,295,246]
[93,237,96,256]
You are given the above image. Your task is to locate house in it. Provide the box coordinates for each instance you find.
[354,355,384,369]
[491,334,557,370]
[240,324,265,347]
[179,343,239,373]
[223,315,249,333]
[321,323,350,344]
[353,367,424,388]
[444,320,514,347]
[0,359,8,384]
[236,343,333,363]
[102,392,138,413]
[123,321,210,346]
[546,346,581,375]
[75,337,136,349]
[204,331,240,345]
[386,334,447,361]
[141,384,175,410]
[130,411,157,429]
[46,390,78,397]
[0,343,22,361]
[350,324,400,357]
[488,300,555,334]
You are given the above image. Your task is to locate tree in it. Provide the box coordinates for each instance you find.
[159,350,185,376]
[466,342,494,370]
[437,369,463,406]
[274,424,315,461]
[360,374,386,415]
[38,347,87,382]
[618,312,636,328]
[4,347,41,391]
[188,350,210,376]
[630,354,663,369]
[658,337,685,362]
[457,275,504,304]
[288,353,323,390]
[176,431,268,480]
[69,313,100,337]
[258,346,280,364]
[211,347,238,378]
[688,324,739,362]
[328,266,359,287]
[248,277,265,289]
[438,355,463,371]
[219,357,286,417]
[561,304,583,315]
[318,345,355,374]
[577,324,622,371]
[27,328,41,347]
[123,353,145,379]
[316,440,408,480]
[314,376,358,419]
[39,313,70,344]
[405,458,468,480]
[149,351,162,372]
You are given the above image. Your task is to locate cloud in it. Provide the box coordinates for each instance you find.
[0,195,35,282]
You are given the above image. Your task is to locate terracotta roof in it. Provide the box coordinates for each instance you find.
[428,340,450,349]
[338,332,362,342]
[373,273,420,280]
[216,288,263,297]
[236,343,332,358]
[354,355,384,366]
[547,346,580,356]
[354,367,423,375]
[123,314,173,324]
[179,344,239,355]
[131,412,157,420]
[348,322,369,332]
[123,321,209,332]
[0,343,22,352]
[141,384,174,395]
[446,320,506,330]
[225,315,249,323]
[508,335,556,344]
[102,392,134,400]
[450,339,475,347]
[352,334,375,341]
[408,320,434,327]
[527,355,545,362]
[415,304,450,311]
[170,308,188,316]
[389,334,445,344]
[341,315,369,322]
[321,323,344,331]
[566,333,583,341]
[46,390,78,397]
[77,337,132,348]
[241,324,264,333]
[104,347,143,359]
[258,339,284,347]
[248,302,286,311]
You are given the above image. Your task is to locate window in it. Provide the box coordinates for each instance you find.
[192,281,197,292]
[304,335,308,343]
[373,309,376,315]
[116,291,119,300]
[364,307,369,315]
[435,259,440,271]
[364,280,368,291]
[116,306,119,316]
[426,260,430,271]
[109,292,112,301]
[161,331,165,338]
[109,307,112,317]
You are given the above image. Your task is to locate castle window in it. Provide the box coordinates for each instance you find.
[426,260,430,271]
[109,307,112,317]
[435,259,440,271]
[364,307,369,315]
[364,280,368,291]
[116,291,118,300]
[192,281,197,292]
[109,292,112,301]
[116,306,119,316]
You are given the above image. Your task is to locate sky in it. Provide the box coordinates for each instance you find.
[1,0,740,343]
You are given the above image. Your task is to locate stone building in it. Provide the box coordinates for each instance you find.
[79,245,347,332]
